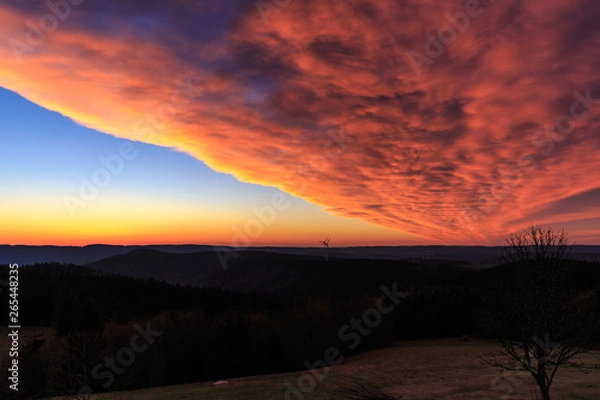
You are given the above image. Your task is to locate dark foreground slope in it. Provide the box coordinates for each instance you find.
[1,257,598,399]
[45,339,600,400]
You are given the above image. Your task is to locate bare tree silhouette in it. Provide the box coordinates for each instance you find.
[481,226,600,400]
[45,330,105,399]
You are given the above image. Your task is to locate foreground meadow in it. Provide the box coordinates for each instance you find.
[49,338,599,400]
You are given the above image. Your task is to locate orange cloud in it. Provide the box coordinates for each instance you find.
[1,0,599,243]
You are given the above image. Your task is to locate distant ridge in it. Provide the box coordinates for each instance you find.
[1,244,600,266]
[0,244,215,265]
[85,248,477,294]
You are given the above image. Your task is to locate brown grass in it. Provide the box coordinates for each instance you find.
[44,338,600,400]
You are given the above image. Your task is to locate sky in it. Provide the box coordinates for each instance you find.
[0,0,599,246]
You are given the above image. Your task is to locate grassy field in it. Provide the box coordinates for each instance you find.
[49,338,600,400]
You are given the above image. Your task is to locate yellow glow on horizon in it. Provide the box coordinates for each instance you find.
[0,193,426,246]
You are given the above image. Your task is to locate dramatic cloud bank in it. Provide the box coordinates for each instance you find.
[1,0,599,243]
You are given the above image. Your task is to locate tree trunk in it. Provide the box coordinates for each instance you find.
[540,388,550,400]
[534,369,551,400]
[536,377,551,400]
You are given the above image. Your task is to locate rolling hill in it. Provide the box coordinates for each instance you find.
[85,248,476,294]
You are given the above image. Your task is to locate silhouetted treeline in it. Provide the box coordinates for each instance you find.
[0,259,598,399]
[0,263,290,333]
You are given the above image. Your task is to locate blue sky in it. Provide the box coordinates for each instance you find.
[0,87,419,245]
